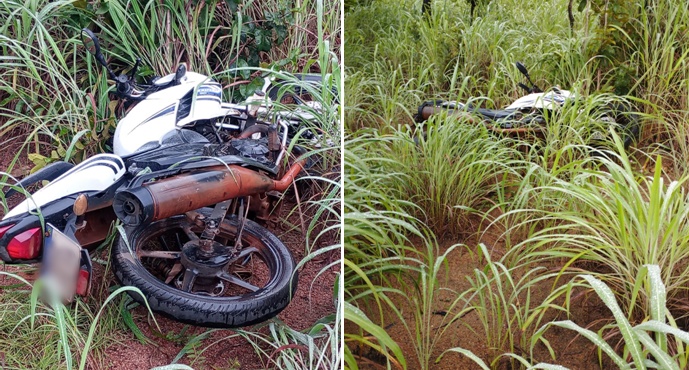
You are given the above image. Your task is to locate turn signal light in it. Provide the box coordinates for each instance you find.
[0,225,42,260]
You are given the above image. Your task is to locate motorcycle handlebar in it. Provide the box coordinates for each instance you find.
[128,58,141,80]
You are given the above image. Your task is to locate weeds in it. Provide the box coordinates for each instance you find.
[345,0,689,368]
[1,0,340,368]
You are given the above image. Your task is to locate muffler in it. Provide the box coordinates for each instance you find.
[113,161,304,227]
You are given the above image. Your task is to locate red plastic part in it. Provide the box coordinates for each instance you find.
[6,228,42,260]
[76,269,90,296]
[0,225,12,237]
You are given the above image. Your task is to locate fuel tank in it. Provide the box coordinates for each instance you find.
[113,72,224,157]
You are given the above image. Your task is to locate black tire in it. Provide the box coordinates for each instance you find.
[591,102,640,151]
[112,212,298,328]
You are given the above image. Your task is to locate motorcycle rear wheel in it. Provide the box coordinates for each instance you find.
[112,211,297,328]
[591,102,640,151]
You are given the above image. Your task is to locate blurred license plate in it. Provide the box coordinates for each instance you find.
[41,224,81,303]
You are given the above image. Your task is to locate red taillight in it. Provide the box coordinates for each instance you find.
[4,227,42,260]
[76,269,90,296]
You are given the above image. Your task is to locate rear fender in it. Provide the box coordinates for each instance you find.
[0,194,119,264]
[3,154,125,220]
[1,154,124,264]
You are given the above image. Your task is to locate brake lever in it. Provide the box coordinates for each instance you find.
[518,83,531,93]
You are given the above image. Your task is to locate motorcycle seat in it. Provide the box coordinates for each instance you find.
[472,108,519,121]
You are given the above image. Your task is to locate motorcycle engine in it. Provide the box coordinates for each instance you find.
[207,137,274,167]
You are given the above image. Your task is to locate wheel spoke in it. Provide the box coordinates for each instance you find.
[227,247,258,265]
[159,236,170,250]
[137,250,180,259]
[217,272,259,292]
[181,269,197,292]
[165,263,184,284]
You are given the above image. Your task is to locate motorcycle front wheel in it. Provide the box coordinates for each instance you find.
[112,211,297,328]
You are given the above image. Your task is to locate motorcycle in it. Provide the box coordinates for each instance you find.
[0,29,331,328]
[416,62,640,150]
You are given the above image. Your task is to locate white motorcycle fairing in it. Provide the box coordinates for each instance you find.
[113,71,226,157]
[505,89,574,110]
[3,154,125,219]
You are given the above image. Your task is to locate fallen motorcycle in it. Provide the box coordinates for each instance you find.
[0,29,332,327]
[416,62,640,150]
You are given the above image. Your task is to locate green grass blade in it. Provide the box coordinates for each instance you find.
[344,301,406,370]
[634,330,678,370]
[580,275,644,369]
[437,347,490,370]
[550,320,627,368]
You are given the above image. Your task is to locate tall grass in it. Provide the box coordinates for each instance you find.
[1,0,341,368]
[532,265,689,369]
[500,143,689,320]
[345,0,689,368]
[380,116,524,233]
[344,132,431,369]
[0,1,96,160]
[0,262,155,369]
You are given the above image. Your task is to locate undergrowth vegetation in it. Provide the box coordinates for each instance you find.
[344,0,689,368]
[0,0,341,368]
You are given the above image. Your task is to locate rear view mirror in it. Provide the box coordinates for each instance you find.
[81,29,109,69]
[515,61,529,77]
[515,61,541,93]
[175,63,187,82]
[81,29,99,56]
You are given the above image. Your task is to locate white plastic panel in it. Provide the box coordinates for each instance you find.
[3,154,125,219]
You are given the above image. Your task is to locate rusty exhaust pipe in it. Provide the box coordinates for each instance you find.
[113,160,305,227]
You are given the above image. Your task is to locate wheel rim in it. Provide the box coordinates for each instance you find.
[132,217,276,299]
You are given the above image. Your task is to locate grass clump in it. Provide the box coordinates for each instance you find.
[503,146,689,320]
[385,117,523,233]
